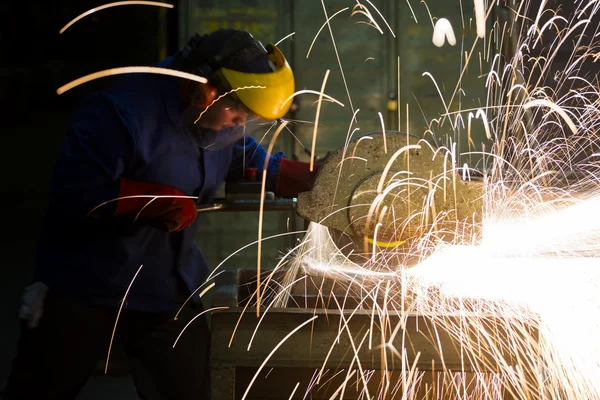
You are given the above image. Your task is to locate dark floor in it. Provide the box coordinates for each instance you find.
[0,226,140,399]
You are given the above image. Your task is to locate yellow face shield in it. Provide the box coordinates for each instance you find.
[217,44,294,120]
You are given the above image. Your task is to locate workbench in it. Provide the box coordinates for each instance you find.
[210,268,540,400]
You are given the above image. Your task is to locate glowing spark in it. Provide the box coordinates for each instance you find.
[306,7,349,58]
[376,144,422,193]
[310,70,330,172]
[432,18,457,47]
[320,0,355,114]
[397,56,401,133]
[351,4,384,34]
[105,263,143,374]
[328,110,363,210]
[197,281,215,299]
[172,306,228,348]
[305,258,397,279]
[257,121,289,316]
[405,0,418,22]
[468,108,492,140]
[194,86,266,124]
[240,316,318,400]
[522,99,578,135]
[247,243,310,350]
[422,72,452,126]
[377,112,388,153]
[57,67,207,95]
[282,90,345,108]
[361,0,396,37]
[204,230,307,283]
[59,1,174,34]
[439,1,495,127]
[275,32,295,46]
[481,195,600,255]
[473,0,486,38]
[174,272,223,320]
[87,194,197,217]
[327,370,357,399]
[287,382,301,399]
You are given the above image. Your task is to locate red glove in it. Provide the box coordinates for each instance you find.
[275,158,321,198]
[114,178,197,232]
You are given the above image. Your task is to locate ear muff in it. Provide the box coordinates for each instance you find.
[181,78,218,110]
[185,30,292,116]
[186,31,267,82]
[196,82,218,109]
[185,33,249,109]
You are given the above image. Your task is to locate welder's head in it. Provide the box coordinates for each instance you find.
[182,29,295,122]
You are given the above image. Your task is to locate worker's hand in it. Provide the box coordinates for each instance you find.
[18,281,49,329]
[114,178,197,232]
[274,158,321,198]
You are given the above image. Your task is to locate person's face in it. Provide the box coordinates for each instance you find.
[196,95,248,131]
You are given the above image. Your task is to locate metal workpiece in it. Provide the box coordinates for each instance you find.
[210,268,540,400]
[297,131,485,248]
[197,198,297,213]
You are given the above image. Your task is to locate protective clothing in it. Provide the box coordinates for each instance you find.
[5,286,210,400]
[34,67,283,312]
[179,103,247,150]
[185,29,295,120]
[114,178,197,232]
[275,158,322,198]
[217,43,295,120]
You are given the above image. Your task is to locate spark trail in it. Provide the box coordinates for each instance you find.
[58,0,600,398]
[263,0,600,399]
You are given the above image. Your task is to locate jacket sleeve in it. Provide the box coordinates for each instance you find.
[226,136,284,191]
[47,93,136,219]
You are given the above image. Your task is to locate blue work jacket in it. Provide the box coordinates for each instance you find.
[35,70,283,312]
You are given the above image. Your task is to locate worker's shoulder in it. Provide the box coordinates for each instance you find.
[67,76,164,136]
[104,73,166,107]
[74,74,171,124]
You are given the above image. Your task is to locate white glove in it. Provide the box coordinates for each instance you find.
[18,282,49,328]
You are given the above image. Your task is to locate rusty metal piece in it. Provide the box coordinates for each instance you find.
[297,132,485,247]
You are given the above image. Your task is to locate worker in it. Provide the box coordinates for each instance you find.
[3,29,318,400]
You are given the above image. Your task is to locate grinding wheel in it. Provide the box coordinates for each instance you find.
[297,131,485,267]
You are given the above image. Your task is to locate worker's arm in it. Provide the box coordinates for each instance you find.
[226,136,284,191]
[47,93,134,218]
[48,93,195,232]
[226,136,320,197]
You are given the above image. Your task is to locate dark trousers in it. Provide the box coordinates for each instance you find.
[3,288,211,400]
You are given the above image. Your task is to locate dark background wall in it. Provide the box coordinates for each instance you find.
[0,0,176,383]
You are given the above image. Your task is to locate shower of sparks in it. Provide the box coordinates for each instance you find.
[58,0,600,398]
[245,0,600,399]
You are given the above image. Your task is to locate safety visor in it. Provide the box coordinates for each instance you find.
[217,44,295,120]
